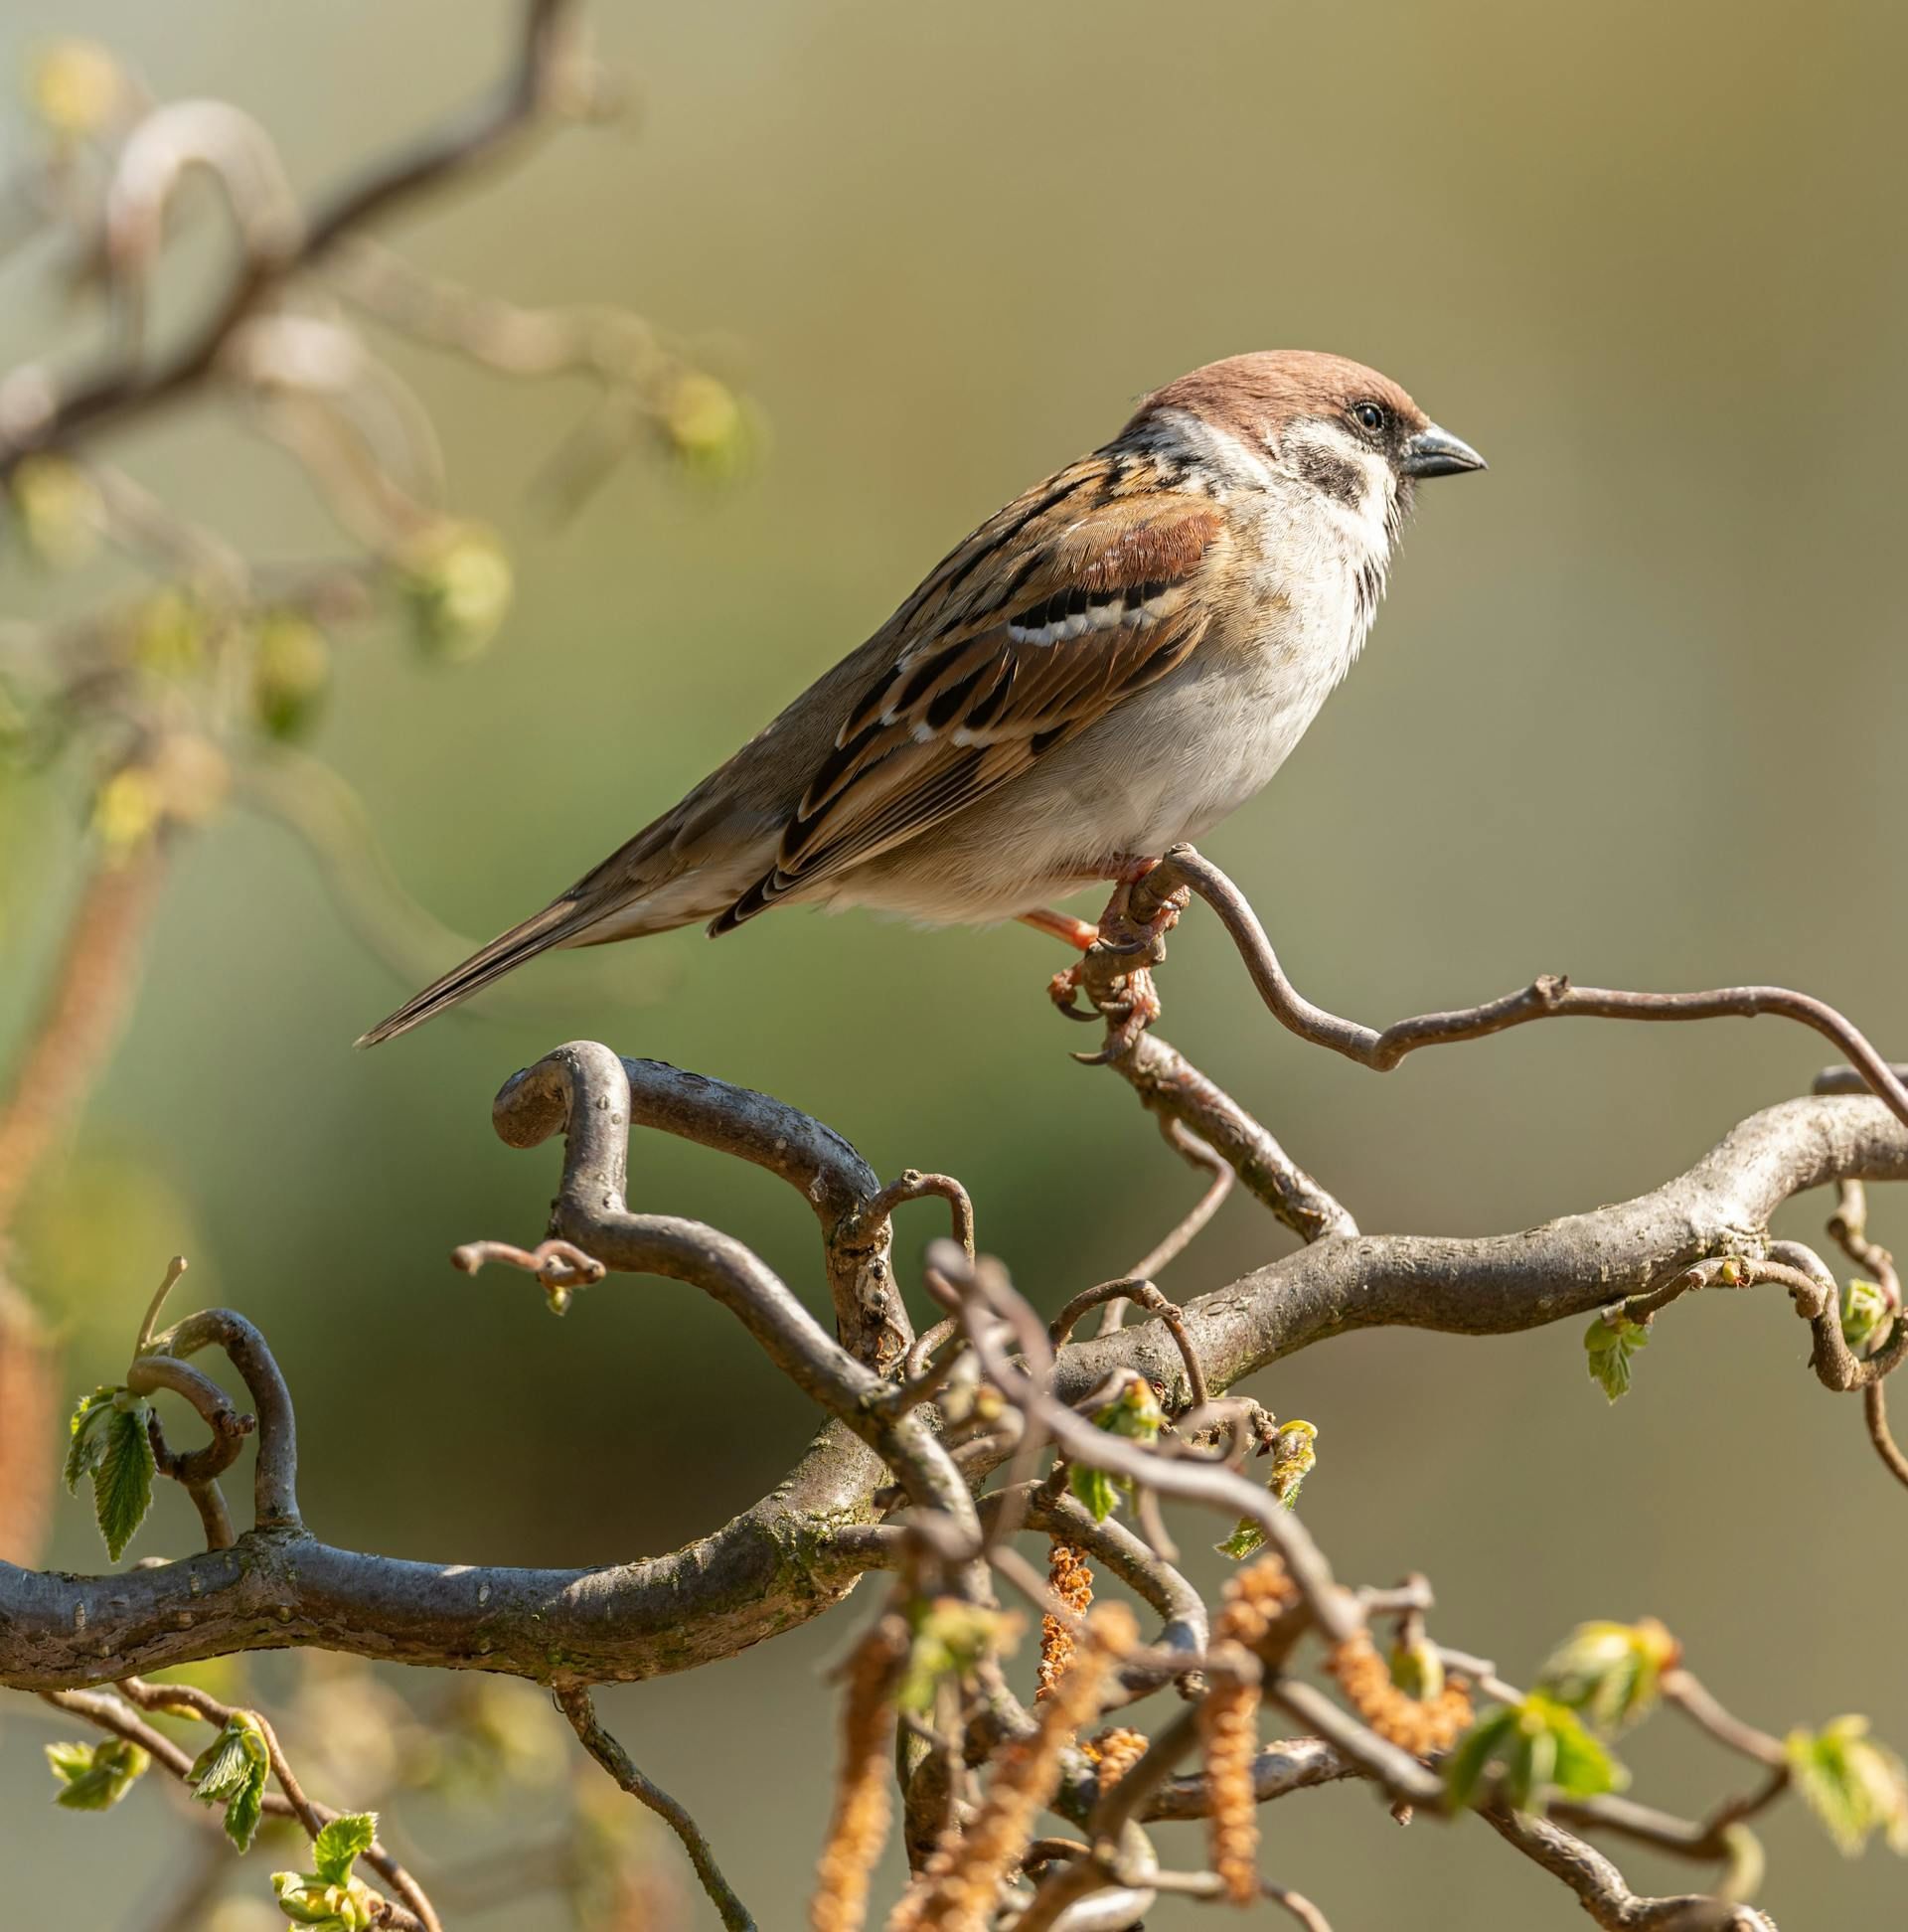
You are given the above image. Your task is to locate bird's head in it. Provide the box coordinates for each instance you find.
[1129,350,1485,532]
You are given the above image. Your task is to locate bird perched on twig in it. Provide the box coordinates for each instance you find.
[358,350,1484,1046]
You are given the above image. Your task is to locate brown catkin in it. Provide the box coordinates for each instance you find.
[1035,1541,1094,1699]
[810,1617,909,1932]
[1082,1726,1148,1790]
[1214,1552,1301,1651]
[1325,1630,1474,1757]
[1198,1643,1262,1907]
[888,1602,1137,1932]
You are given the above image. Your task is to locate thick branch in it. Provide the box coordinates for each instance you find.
[1053,1091,1908,1406]
[7,1072,1903,1691]
[494,1042,909,1367]
[0,1418,882,1690]
[1484,1808,1774,1931]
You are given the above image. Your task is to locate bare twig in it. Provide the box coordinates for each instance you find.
[556,1685,756,1932]
[1862,1381,1908,1491]
[1120,844,1908,1131]
[1126,1120,1233,1281]
[1046,1279,1207,1413]
[1092,1029,1355,1243]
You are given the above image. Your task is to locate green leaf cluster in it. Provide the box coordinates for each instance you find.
[1787,1717,1908,1856]
[188,1711,272,1852]
[272,1813,381,1928]
[1445,1692,1625,1814]
[1535,1618,1679,1735]
[1584,1310,1649,1402]
[45,1737,149,1811]
[65,1384,155,1560]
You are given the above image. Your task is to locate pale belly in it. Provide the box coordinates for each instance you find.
[820,637,1345,925]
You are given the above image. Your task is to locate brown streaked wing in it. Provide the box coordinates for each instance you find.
[709,470,1227,931]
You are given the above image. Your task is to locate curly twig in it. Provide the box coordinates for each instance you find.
[1120,844,1908,1131]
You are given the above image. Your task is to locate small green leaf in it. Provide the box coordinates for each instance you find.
[45,1741,95,1781]
[91,1399,154,1560]
[1502,1715,1557,1812]
[1065,1374,1165,1525]
[1216,1422,1321,1558]
[64,1385,118,1493]
[1444,1705,1519,1812]
[310,1812,378,1885]
[1536,1694,1623,1800]
[897,1599,1021,1714]
[1535,1618,1680,1735]
[227,1768,265,1853]
[1389,1639,1445,1703]
[188,1712,271,1852]
[1841,1280,1893,1357]
[1788,1716,1908,1855]
[1068,1462,1123,1524]
[188,1724,253,1802]
[1097,1375,1165,1443]
[45,1736,148,1810]
[398,523,513,664]
[250,612,331,742]
[1269,1419,1318,1508]
[1584,1311,1649,1402]
[1215,1516,1264,1560]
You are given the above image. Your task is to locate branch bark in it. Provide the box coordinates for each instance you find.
[3,1065,1903,1691]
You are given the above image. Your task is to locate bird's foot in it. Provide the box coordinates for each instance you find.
[1029,859,1183,1055]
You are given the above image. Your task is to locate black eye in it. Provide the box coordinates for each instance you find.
[1352,401,1388,435]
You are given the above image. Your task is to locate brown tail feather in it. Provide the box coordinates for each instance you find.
[354,898,588,1046]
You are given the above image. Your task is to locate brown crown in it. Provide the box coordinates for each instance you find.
[1129,350,1428,447]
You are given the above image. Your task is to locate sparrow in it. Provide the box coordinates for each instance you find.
[358,350,1484,1046]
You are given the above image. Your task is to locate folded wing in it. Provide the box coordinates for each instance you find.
[710,472,1227,931]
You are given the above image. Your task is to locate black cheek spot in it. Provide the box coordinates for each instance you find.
[1295,446,1364,510]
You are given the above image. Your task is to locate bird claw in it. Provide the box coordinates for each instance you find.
[1048,961,1101,1022]
[1070,966,1162,1063]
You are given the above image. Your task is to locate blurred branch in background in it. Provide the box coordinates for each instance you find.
[0,1,747,1242]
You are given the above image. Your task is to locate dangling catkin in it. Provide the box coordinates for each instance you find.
[811,1616,908,1932]
[887,1602,1136,1932]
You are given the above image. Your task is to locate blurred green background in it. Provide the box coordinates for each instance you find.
[3,0,1906,1923]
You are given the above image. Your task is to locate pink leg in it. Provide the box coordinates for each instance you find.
[1018,907,1102,951]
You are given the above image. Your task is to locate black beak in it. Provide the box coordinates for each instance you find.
[1400,422,1487,479]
